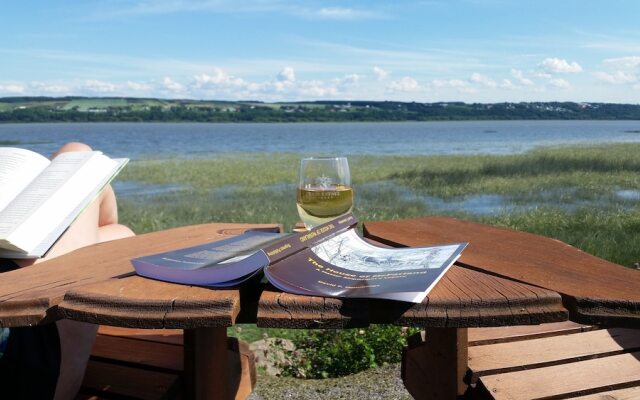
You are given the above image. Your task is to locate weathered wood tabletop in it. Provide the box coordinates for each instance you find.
[364,216,640,327]
[0,222,280,400]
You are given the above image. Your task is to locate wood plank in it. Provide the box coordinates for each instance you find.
[184,327,228,400]
[84,333,256,400]
[257,266,567,328]
[0,223,279,327]
[476,351,640,400]
[91,333,183,372]
[364,218,640,326]
[402,328,468,399]
[468,328,640,382]
[468,321,596,346]
[81,360,180,400]
[97,325,184,345]
[570,386,640,399]
[58,276,240,329]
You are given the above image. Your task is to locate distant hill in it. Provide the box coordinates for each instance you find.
[1,96,640,122]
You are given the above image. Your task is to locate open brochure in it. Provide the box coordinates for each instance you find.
[131,213,358,287]
[264,229,466,303]
[132,213,467,303]
[0,147,128,258]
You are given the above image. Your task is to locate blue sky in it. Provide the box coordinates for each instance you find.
[1,0,639,102]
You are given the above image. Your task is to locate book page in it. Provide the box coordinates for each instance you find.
[0,151,124,254]
[0,148,50,211]
[311,229,464,272]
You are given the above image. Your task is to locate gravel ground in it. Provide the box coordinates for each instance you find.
[248,363,412,400]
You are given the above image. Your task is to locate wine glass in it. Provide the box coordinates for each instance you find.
[296,157,354,229]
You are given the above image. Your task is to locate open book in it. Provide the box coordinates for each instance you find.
[0,147,128,259]
[132,213,467,303]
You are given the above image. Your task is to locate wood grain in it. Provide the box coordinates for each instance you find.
[97,325,184,345]
[364,217,640,326]
[476,351,640,400]
[257,266,567,328]
[570,386,640,399]
[0,222,279,327]
[81,361,180,400]
[82,330,256,400]
[59,276,240,329]
[184,327,229,400]
[91,332,183,372]
[468,328,640,382]
[468,320,596,346]
[402,328,468,399]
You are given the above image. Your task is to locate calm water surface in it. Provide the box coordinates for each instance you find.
[1,120,639,160]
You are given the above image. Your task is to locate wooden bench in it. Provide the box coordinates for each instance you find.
[77,326,256,400]
[403,321,640,399]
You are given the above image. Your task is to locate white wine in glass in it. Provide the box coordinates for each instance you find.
[296,157,353,229]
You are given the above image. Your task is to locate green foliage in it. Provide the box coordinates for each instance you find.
[3,97,640,122]
[228,324,301,343]
[279,326,419,378]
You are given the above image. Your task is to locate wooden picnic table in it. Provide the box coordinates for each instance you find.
[258,217,639,398]
[0,217,637,399]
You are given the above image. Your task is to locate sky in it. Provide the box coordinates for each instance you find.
[1,0,640,103]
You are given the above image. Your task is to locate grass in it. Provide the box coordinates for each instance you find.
[228,324,301,343]
[117,144,640,266]
[61,98,129,110]
[391,143,640,198]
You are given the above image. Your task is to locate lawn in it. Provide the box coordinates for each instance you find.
[61,98,129,110]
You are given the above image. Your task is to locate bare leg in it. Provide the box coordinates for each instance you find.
[19,142,134,399]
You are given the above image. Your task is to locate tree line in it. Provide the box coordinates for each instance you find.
[1,99,640,122]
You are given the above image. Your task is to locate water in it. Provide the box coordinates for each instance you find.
[3,120,639,215]
[1,120,639,160]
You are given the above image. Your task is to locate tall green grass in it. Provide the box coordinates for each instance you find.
[117,143,640,267]
[392,143,640,197]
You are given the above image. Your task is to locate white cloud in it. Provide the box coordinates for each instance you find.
[540,58,583,74]
[296,80,338,97]
[372,66,389,80]
[388,76,420,92]
[511,69,534,86]
[534,71,552,79]
[470,73,497,88]
[316,7,359,20]
[126,81,153,91]
[0,83,26,94]
[103,1,383,21]
[162,77,184,93]
[30,82,71,94]
[499,79,516,89]
[603,56,640,70]
[431,78,468,89]
[549,78,571,89]
[193,68,247,89]
[277,66,296,82]
[83,79,116,93]
[593,71,637,84]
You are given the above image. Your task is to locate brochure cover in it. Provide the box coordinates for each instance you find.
[264,229,467,303]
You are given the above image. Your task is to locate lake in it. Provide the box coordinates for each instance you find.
[1,120,640,160]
